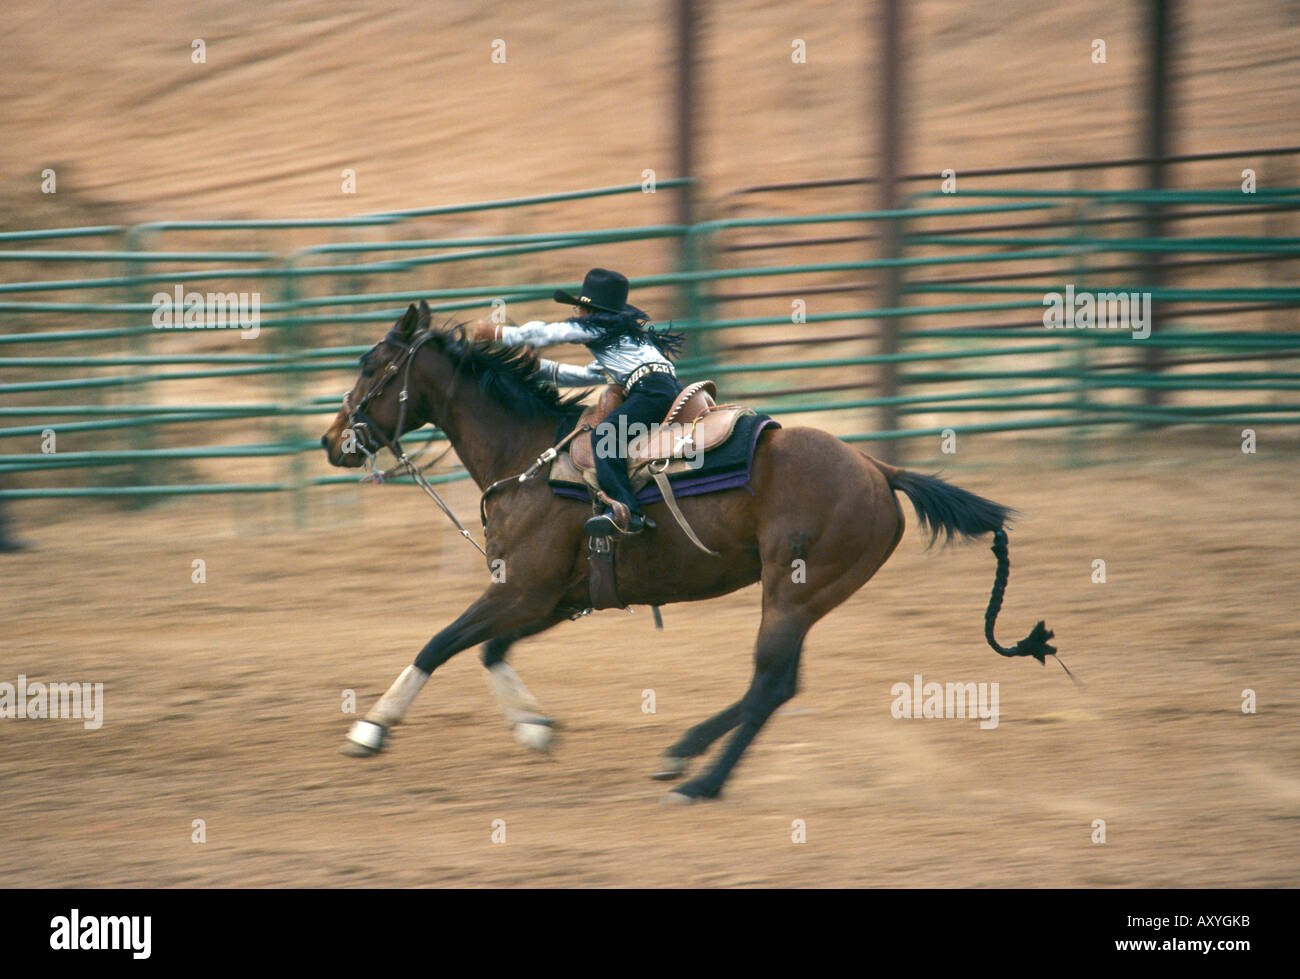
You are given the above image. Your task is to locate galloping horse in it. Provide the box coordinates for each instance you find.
[320,301,1055,802]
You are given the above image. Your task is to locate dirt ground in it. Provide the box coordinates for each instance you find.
[2,432,1297,887]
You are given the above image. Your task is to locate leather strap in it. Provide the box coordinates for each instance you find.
[650,469,719,557]
[587,535,625,609]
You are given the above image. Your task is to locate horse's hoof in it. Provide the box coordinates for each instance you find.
[664,778,718,803]
[342,719,386,757]
[649,754,689,781]
[513,721,554,752]
[660,790,698,806]
[340,741,378,758]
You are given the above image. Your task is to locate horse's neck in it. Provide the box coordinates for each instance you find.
[421,356,556,489]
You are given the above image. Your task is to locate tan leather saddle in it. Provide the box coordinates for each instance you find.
[549,379,757,561]
[567,380,750,473]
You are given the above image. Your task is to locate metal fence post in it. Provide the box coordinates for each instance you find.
[1140,0,1176,414]
[123,226,156,501]
[279,255,309,529]
[873,0,905,463]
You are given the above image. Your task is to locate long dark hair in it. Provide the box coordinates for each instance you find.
[572,309,685,359]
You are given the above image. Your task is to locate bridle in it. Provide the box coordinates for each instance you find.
[344,327,428,466]
[342,327,488,558]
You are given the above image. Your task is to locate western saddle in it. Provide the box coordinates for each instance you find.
[567,380,750,471]
[547,379,757,561]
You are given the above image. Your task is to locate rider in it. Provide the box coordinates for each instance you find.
[476,268,684,539]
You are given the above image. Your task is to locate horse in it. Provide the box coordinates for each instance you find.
[320,301,1056,802]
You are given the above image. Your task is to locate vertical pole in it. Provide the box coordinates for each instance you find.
[1141,0,1174,412]
[674,0,703,348]
[279,257,309,529]
[1068,200,1097,468]
[874,0,904,462]
[675,0,696,236]
[123,227,157,504]
[1266,157,1293,334]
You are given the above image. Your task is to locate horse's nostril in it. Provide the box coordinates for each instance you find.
[320,434,330,449]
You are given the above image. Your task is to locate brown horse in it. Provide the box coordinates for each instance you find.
[320,301,1055,802]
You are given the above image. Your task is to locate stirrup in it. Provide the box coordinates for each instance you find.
[584,508,652,539]
[584,512,621,538]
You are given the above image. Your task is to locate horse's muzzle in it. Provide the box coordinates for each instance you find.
[320,432,354,468]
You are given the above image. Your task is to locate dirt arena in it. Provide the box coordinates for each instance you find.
[2,431,1297,887]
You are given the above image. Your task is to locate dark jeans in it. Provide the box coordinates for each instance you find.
[591,372,682,515]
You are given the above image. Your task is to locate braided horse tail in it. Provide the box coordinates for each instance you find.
[869,457,1057,664]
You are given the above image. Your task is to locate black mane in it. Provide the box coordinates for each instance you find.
[424,324,588,423]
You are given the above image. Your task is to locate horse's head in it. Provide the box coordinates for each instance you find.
[320,300,433,468]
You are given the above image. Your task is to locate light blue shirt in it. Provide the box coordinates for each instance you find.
[499,320,676,388]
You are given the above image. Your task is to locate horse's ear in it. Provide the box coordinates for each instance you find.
[394,303,419,339]
[416,300,431,332]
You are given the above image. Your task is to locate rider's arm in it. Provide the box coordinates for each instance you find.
[536,357,607,387]
[498,320,595,349]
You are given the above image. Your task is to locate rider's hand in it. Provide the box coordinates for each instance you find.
[469,320,502,343]
[515,347,541,373]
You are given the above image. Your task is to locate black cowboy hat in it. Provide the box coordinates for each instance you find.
[554,268,644,316]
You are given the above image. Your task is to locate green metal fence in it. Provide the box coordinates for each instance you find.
[2,168,1297,511]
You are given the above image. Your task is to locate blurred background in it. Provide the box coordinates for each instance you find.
[1,0,1297,513]
[0,1,1296,888]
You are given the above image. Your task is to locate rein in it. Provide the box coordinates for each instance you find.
[479,421,592,529]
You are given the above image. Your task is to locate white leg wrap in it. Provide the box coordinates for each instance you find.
[487,662,547,725]
[347,719,386,750]
[513,721,553,752]
[366,665,430,727]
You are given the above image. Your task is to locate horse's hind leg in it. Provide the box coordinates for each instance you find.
[481,620,562,752]
[653,618,810,780]
[664,611,809,801]
[662,459,900,800]
[651,699,745,780]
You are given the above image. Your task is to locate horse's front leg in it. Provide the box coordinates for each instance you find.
[481,618,566,751]
[342,587,556,757]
